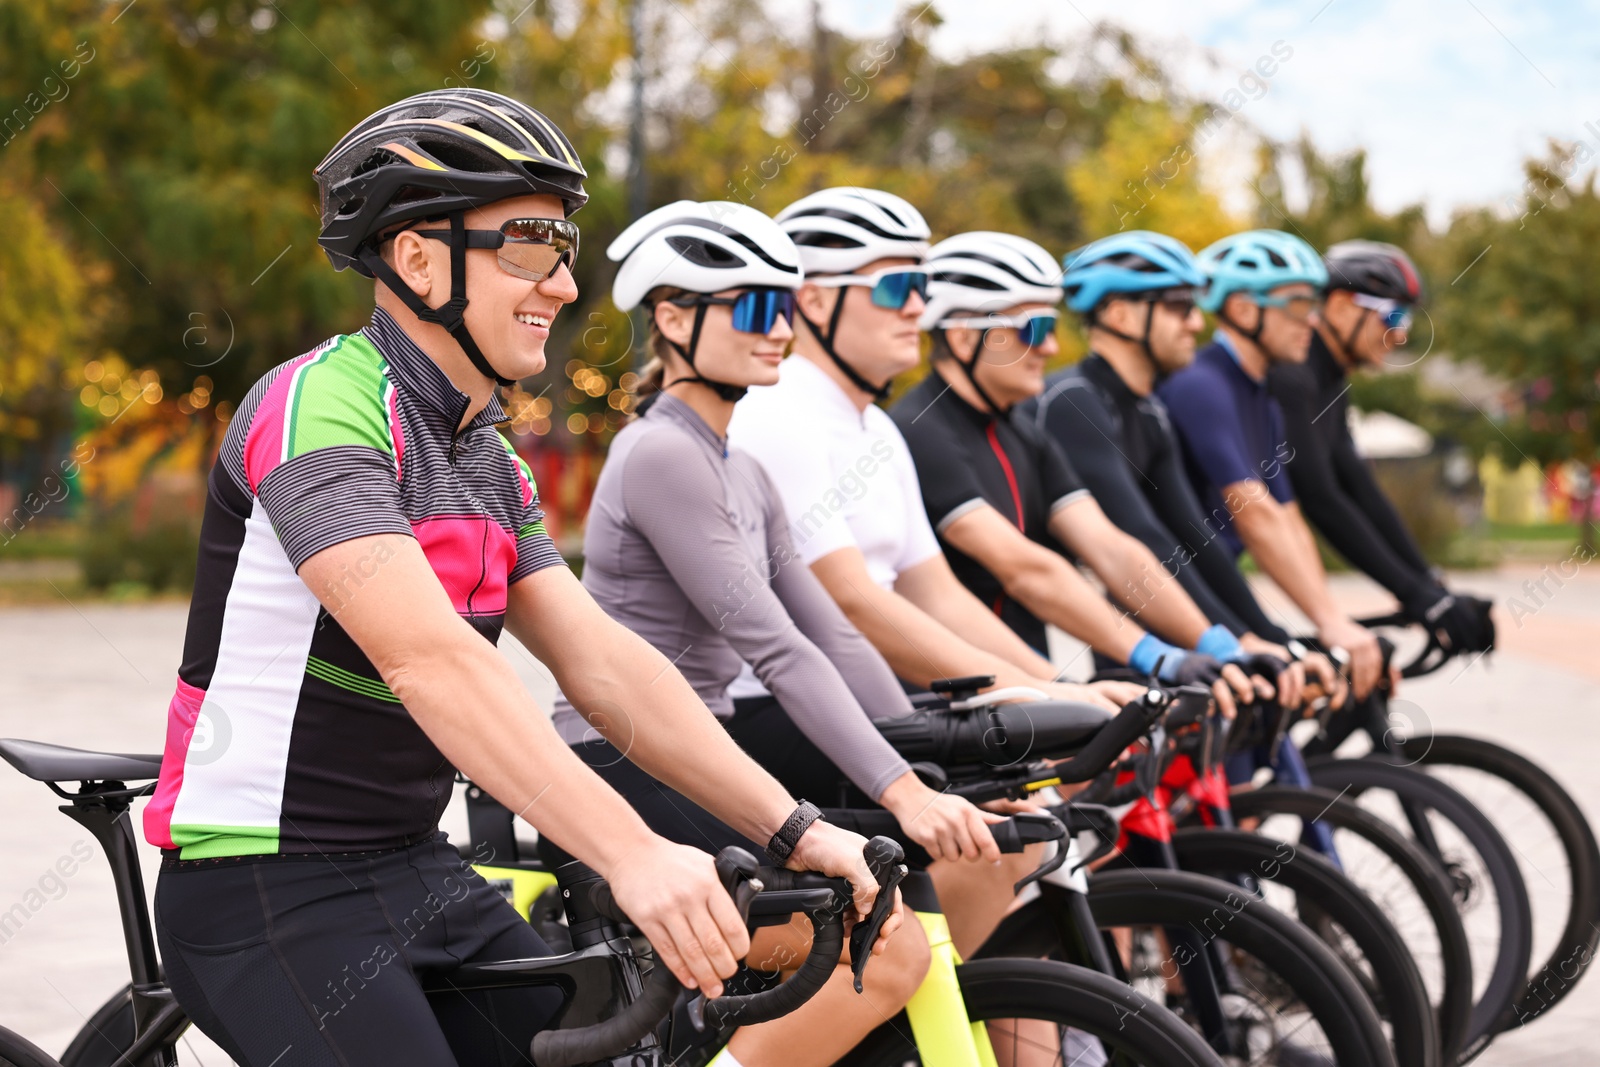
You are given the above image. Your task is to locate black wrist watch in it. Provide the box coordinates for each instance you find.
[766,801,823,866]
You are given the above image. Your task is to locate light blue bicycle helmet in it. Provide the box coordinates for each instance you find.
[1061,231,1205,314]
[1196,229,1327,313]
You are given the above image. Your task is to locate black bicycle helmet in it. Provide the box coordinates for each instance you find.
[1322,240,1423,304]
[314,90,589,386]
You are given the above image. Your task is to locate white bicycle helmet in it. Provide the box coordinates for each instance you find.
[775,187,931,275]
[920,231,1063,328]
[608,200,802,311]
[771,187,932,401]
[922,232,1063,415]
[608,200,801,401]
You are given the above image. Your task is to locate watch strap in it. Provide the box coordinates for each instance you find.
[766,801,822,866]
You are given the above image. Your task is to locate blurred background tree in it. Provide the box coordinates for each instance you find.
[0,0,1591,579]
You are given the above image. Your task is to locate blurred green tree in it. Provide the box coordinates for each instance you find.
[1435,150,1600,545]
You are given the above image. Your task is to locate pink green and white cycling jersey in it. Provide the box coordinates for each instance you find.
[144,309,565,859]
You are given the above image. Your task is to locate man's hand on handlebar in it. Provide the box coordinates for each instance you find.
[1237,635,1302,708]
[1085,679,1148,709]
[605,837,752,998]
[1214,662,1271,719]
[1296,649,1347,710]
[788,821,904,955]
[1318,615,1382,699]
[878,771,1004,865]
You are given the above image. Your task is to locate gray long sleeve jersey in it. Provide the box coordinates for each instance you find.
[552,394,913,802]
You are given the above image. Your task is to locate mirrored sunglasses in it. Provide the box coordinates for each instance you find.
[808,268,931,310]
[1254,292,1323,322]
[672,287,798,334]
[413,217,580,282]
[940,312,1059,348]
[1351,292,1414,330]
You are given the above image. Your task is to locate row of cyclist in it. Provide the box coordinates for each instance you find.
[2,89,1591,1067]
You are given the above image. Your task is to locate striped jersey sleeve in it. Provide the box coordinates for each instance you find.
[245,334,413,568]
[500,433,567,582]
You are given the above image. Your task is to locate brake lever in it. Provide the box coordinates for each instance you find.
[688,848,765,1031]
[714,847,764,923]
[1133,724,1166,797]
[849,836,907,994]
[989,811,1068,893]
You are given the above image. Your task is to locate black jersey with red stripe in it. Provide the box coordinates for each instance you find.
[891,371,1090,653]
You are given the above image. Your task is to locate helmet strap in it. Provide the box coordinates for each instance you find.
[945,327,1011,418]
[797,288,893,402]
[360,212,516,388]
[662,302,748,403]
[1218,297,1267,348]
[1334,306,1371,362]
[1089,302,1163,378]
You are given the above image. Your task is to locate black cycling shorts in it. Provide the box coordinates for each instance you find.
[153,833,560,1067]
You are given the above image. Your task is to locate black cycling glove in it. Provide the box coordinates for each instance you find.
[1431,593,1496,654]
[1159,651,1225,688]
[1232,652,1288,685]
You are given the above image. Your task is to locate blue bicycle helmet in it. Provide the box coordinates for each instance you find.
[1196,229,1327,313]
[1061,231,1205,314]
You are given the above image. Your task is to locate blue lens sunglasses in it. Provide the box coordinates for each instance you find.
[671,288,798,334]
[939,311,1059,348]
[807,267,931,310]
[1351,292,1414,330]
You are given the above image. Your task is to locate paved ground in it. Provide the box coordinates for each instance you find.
[0,562,1595,1062]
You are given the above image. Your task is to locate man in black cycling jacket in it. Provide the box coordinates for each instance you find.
[1267,240,1495,656]
[892,230,1284,714]
[1027,230,1340,704]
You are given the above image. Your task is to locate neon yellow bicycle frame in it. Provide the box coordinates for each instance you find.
[903,910,999,1067]
[482,861,1005,1066]
[473,864,558,922]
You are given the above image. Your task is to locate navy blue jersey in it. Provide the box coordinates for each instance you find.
[1157,338,1295,558]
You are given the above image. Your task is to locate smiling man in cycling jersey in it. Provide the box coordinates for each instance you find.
[1157,230,1385,697]
[889,231,1273,714]
[1268,240,1495,657]
[728,188,1144,718]
[143,92,886,1067]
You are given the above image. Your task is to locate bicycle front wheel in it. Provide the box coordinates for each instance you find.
[1169,827,1441,1067]
[1309,755,1533,1056]
[1400,733,1600,1030]
[840,957,1224,1067]
[1227,784,1475,1062]
[0,1026,63,1067]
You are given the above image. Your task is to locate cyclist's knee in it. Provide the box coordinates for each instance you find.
[861,915,931,1006]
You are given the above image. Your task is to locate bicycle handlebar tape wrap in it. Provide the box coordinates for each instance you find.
[530,956,681,1067]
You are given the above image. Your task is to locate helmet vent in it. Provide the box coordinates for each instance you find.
[415,138,497,174]
[792,231,864,249]
[666,235,742,268]
[351,148,404,178]
[932,270,1005,291]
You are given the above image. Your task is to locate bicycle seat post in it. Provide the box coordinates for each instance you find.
[59,782,169,1026]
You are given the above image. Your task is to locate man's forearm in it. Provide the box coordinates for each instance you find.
[1084,536,1210,648]
[832,573,1050,689]
[385,634,663,877]
[999,554,1142,662]
[553,620,797,843]
[1234,502,1343,628]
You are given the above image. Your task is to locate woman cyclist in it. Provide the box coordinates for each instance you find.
[552,198,1081,1067]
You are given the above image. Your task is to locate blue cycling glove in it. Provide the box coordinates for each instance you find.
[1195,624,1247,664]
[1129,634,1224,686]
